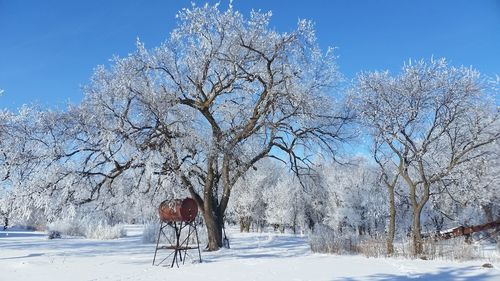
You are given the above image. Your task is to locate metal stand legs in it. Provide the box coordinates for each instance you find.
[152,221,202,267]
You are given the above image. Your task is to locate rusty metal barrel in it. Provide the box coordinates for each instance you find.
[159,198,198,223]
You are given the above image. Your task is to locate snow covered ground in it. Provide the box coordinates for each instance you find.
[1,225,499,281]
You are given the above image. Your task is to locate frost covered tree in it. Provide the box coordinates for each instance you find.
[426,138,500,230]
[353,58,500,255]
[0,103,183,228]
[264,173,307,233]
[0,108,10,182]
[0,107,78,225]
[227,159,279,232]
[298,169,329,232]
[0,107,51,227]
[321,158,386,236]
[77,4,351,250]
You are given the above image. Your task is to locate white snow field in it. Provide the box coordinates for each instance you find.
[1,225,499,281]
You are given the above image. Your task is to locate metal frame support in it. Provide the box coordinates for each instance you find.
[152,220,202,267]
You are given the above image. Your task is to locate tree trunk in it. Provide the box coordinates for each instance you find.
[482,204,495,222]
[203,207,223,251]
[411,208,423,256]
[407,181,422,256]
[413,181,430,256]
[387,185,396,255]
[292,213,297,234]
[240,216,251,232]
[198,156,224,251]
[402,172,429,257]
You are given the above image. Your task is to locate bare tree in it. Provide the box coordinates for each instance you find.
[353,58,499,255]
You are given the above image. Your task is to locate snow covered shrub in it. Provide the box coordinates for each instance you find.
[48,218,126,239]
[438,238,483,261]
[393,237,486,261]
[48,219,86,237]
[358,237,387,258]
[309,224,335,253]
[448,242,480,261]
[310,224,359,254]
[142,221,162,244]
[84,221,126,240]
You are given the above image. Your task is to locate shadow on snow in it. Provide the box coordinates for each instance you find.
[333,266,495,281]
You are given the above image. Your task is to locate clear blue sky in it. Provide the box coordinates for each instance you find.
[1,0,499,110]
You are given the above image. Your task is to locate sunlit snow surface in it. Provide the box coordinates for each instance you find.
[1,226,498,281]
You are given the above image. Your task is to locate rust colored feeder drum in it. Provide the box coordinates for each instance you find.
[154,197,202,267]
[159,198,198,223]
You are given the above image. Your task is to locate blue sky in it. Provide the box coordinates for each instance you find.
[1,0,499,110]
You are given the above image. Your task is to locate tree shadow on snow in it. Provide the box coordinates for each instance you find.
[0,232,153,258]
[0,231,47,238]
[202,234,310,262]
[0,253,45,260]
[333,266,497,281]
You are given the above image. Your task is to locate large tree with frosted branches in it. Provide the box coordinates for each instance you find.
[79,4,352,250]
